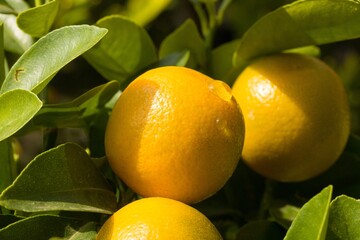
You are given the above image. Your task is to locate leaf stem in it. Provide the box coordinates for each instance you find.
[217,0,232,23]
[192,2,210,40]
[258,179,276,219]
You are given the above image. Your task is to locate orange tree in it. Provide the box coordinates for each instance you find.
[0,0,359,239]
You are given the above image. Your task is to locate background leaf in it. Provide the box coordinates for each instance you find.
[235,220,285,240]
[0,139,16,193]
[159,19,206,69]
[83,15,157,85]
[209,39,241,83]
[0,215,96,240]
[124,0,172,26]
[284,186,332,240]
[0,13,33,54]
[234,0,360,66]
[0,89,42,142]
[16,0,59,37]
[0,143,117,214]
[0,214,22,229]
[0,25,107,94]
[2,0,28,13]
[327,195,360,240]
[0,22,4,83]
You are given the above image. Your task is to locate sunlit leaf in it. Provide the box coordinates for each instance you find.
[0,143,117,214]
[0,89,42,142]
[0,25,107,94]
[234,0,360,66]
[327,195,360,240]
[17,0,59,37]
[2,0,29,13]
[83,15,156,85]
[125,0,172,26]
[284,185,332,240]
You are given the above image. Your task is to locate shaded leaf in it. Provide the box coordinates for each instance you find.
[17,0,59,37]
[159,19,206,68]
[0,13,33,54]
[234,0,360,66]
[284,185,332,240]
[0,214,22,229]
[53,221,97,240]
[0,139,16,193]
[83,15,157,84]
[158,50,190,67]
[0,89,42,142]
[25,80,119,129]
[209,39,241,84]
[0,25,107,94]
[0,22,4,84]
[0,215,96,240]
[327,195,360,240]
[0,143,117,214]
[269,203,300,229]
[236,220,285,240]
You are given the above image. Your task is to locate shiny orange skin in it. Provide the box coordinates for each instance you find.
[232,53,350,182]
[105,66,245,203]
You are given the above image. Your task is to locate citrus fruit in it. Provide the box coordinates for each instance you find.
[232,53,350,182]
[96,197,223,240]
[105,66,245,203]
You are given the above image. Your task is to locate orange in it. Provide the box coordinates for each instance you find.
[96,197,223,240]
[232,53,350,182]
[105,66,244,203]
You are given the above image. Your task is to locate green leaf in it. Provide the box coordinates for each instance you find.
[0,25,107,94]
[0,143,117,214]
[159,19,206,69]
[0,214,22,229]
[0,13,33,54]
[284,185,333,240]
[125,0,172,26]
[236,220,285,240]
[16,0,59,37]
[54,221,97,240]
[158,50,190,67]
[83,15,157,84]
[0,22,4,84]
[0,89,42,142]
[0,215,96,240]
[25,80,119,130]
[209,39,241,84]
[327,195,360,240]
[2,0,29,13]
[269,204,300,229]
[234,0,360,66]
[0,139,16,193]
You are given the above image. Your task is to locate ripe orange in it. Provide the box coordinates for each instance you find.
[105,66,245,203]
[96,197,223,240]
[232,53,350,182]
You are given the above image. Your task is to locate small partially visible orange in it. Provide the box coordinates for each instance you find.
[232,53,350,182]
[105,66,245,203]
[96,197,223,240]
